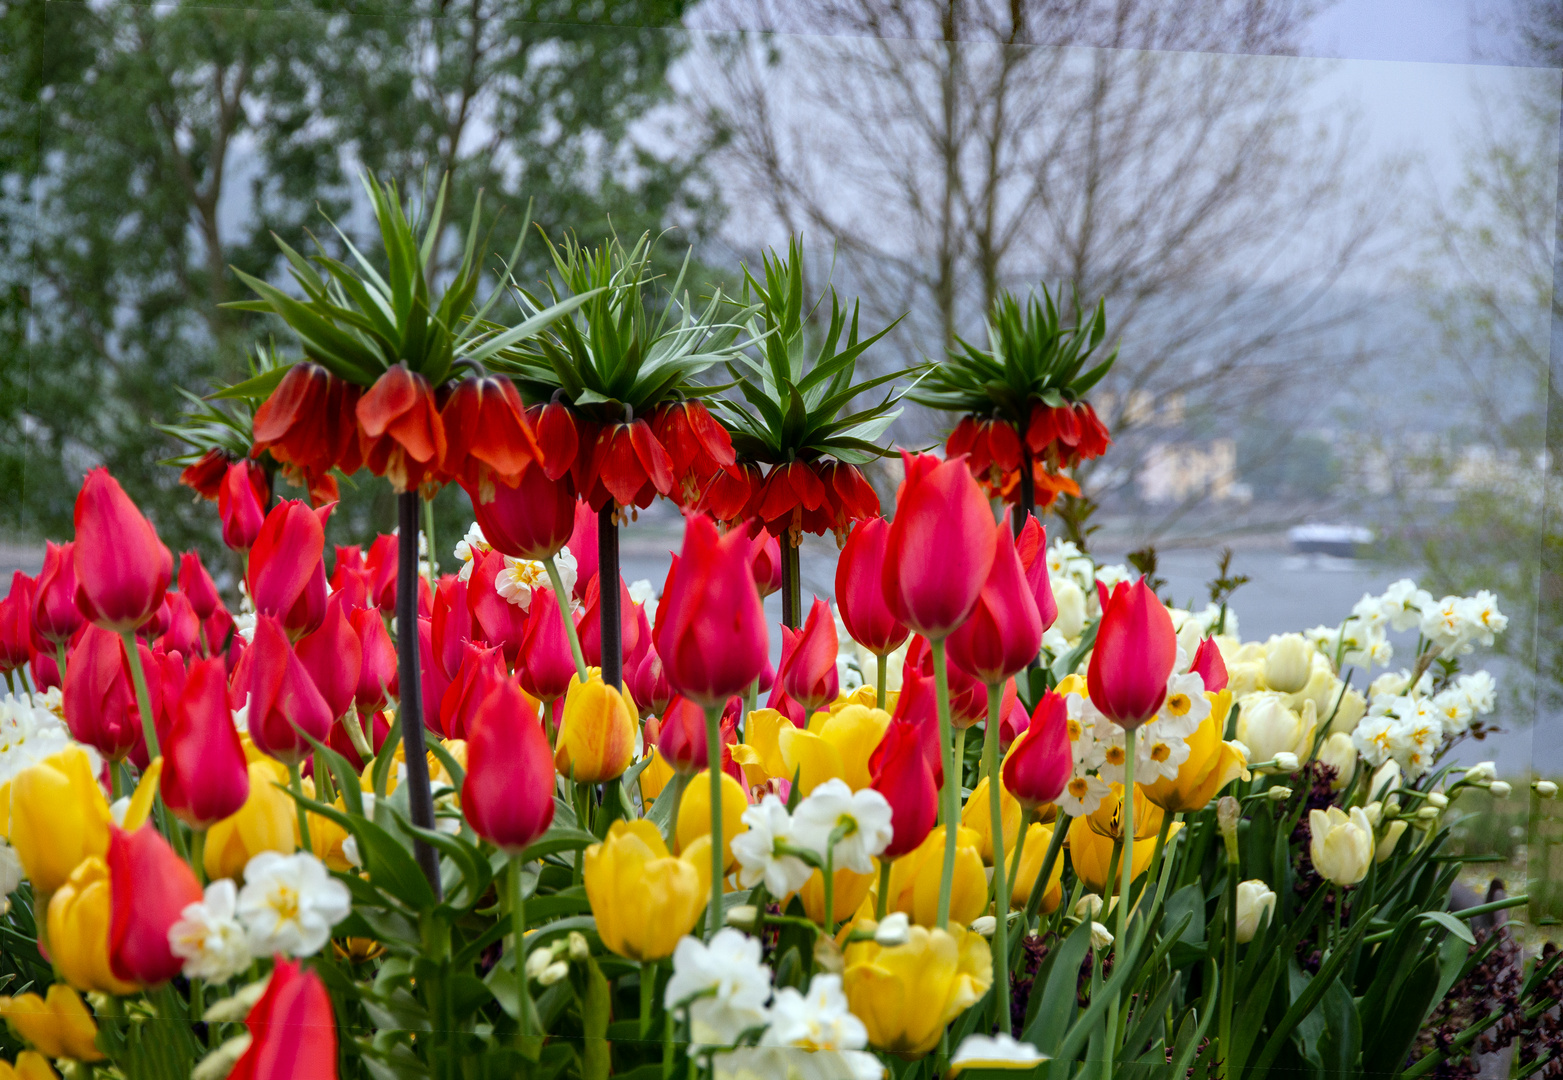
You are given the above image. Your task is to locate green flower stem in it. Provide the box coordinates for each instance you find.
[640,961,657,1039]
[982,683,1011,1031]
[54,643,68,684]
[118,629,161,759]
[876,857,892,920]
[930,638,959,931]
[704,703,725,937]
[342,709,374,764]
[544,556,589,684]
[1217,835,1240,1080]
[511,856,541,1059]
[875,653,888,712]
[822,848,837,938]
[1104,725,1138,1080]
[422,496,438,578]
[288,760,313,853]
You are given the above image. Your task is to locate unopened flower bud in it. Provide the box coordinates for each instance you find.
[970,915,996,938]
[1427,792,1448,810]
[1235,880,1276,944]
[1465,762,1496,784]
[1217,796,1241,861]
[874,912,911,947]
[193,1034,255,1080]
[1267,786,1293,802]
[1363,801,1383,826]
[1490,781,1512,798]
[1074,894,1104,921]
[539,961,570,987]
[567,931,590,963]
[525,948,554,980]
[1090,922,1114,951]
[1415,806,1439,822]
[1274,752,1299,774]
[725,905,759,931]
[1537,780,1558,798]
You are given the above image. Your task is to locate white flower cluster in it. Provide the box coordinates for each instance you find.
[731,781,893,898]
[455,523,582,613]
[168,851,351,982]
[0,690,89,788]
[667,929,880,1080]
[1309,579,1508,673]
[1352,671,1497,779]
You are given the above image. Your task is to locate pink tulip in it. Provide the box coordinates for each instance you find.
[0,573,34,677]
[835,517,909,656]
[1013,516,1058,631]
[463,460,574,562]
[462,679,554,854]
[627,646,673,717]
[73,468,173,632]
[1190,637,1228,694]
[747,521,782,598]
[1002,690,1072,809]
[655,514,768,708]
[947,522,1043,686]
[218,461,268,551]
[177,551,222,623]
[350,607,399,712]
[881,452,994,640]
[1087,578,1177,728]
[467,550,527,665]
[779,597,839,713]
[431,575,474,683]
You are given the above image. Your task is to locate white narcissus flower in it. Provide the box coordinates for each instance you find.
[1155,672,1211,737]
[453,522,491,581]
[764,974,867,1052]
[1058,774,1111,817]
[169,879,252,981]
[713,1047,883,1080]
[1431,689,1473,737]
[1456,672,1497,715]
[1137,725,1192,783]
[1461,591,1507,646]
[1308,807,1374,887]
[732,796,814,898]
[791,780,893,874]
[236,852,352,958]
[495,547,577,612]
[627,578,658,607]
[1234,880,1276,943]
[664,929,772,1048]
[872,912,910,947]
[949,1032,1048,1074]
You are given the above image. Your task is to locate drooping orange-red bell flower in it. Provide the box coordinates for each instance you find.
[179,447,229,498]
[753,461,826,542]
[440,375,541,491]
[531,399,582,482]
[815,461,881,540]
[701,463,760,525]
[229,957,339,1080]
[584,420,675,509]
[1087,578,1177,729]
[652,400,736,506]
[73,468,174,632]
[253,362,363,481]
[356,363,446,493]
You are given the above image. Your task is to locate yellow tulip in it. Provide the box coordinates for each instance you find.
[1085,783,1167,842]
[828,685,879,713]
[675,769,748,871]
[204,761,298,881]
[4,1052,61,1080]
[798,863,878,926]
[584,819,711,961]
[776,724,844,796]
[555,675,637,783]
[0,985,103,1061]
[885,826,987,927]
[638,750,675,803]
[1068,813,1178,896]
[1009,823,1063,913]
[732,709,789,788]
[1055,673,1087,697]
[122,758,161,832]
[816,705,890,790]
[45,858,136,996]
[310,787,363,874]
[1308,806,1373,886]
[842,924,993,1056]
[9,746,111,895]
[960,776,1021,864]
[1141,692,1249,812]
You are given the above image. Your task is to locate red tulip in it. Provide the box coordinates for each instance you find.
[999,691,1030,747]
[580,576,642,670]
[779,598,839,713]
[218,461,269,551]
[947,522,1042,686]
[228,957,339,1080]
[32,541,82,647]
[295,593,361,719]
[108,824,202,985]
[28,641,61,692]
[431,575,474,684]
[627,645,673,717]
[417,617,448,736]
[465,460,575,562]
[179,448,230,498]
[584,419,674,509]
[357,363,447,493]
[177,551,222,623]
[746,522,782,598]
[881,452,995,641]
[565,500,598,601]
[882,667,943,789]
[73,468,174,632]
[1087,578,1177,728]
[1190,637,1228,694]
[331,710,390,772]
[159,590,202,658]
[904,635,991,728]
[281,561,329,640]
[162,657,250,828]
[655,695,710,775]
[246,500,327,620]
[252,361,361,478]
[361,535,399,613]
[248,614,334,764]
[0,573,33,676]
[439,375,541,489]
[351,607,399,712]
[1013,516,1058,632]
[870,720,939,858]
[517,586,579,704]
[205,607,241,669]
[655,514,768,708]
[439,642,507,740]
[63,625,152,761]
[533,399,581,482]
[467,551,527,664]
[1002,691,1072,810]
[835,518,910,656]
[462,677,555,853]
